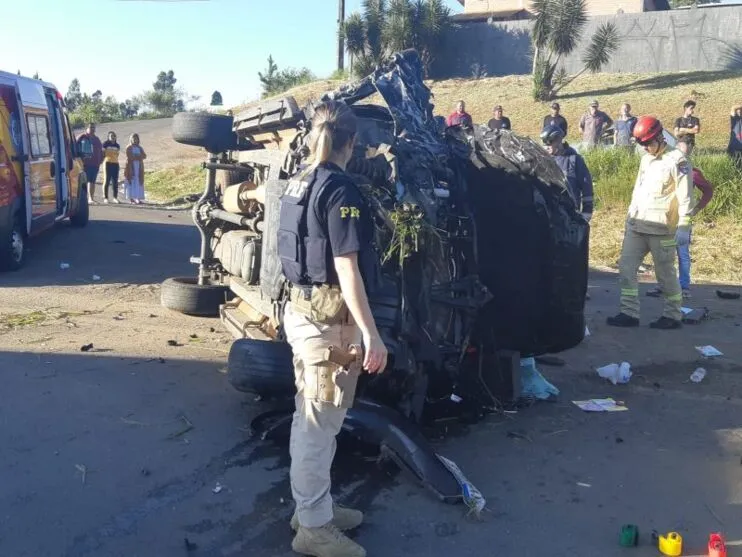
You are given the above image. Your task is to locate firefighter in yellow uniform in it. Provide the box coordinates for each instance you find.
[607,116,693,330]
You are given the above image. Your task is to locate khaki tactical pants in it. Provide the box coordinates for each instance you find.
[619,227,682,321]
[284,302,362,528]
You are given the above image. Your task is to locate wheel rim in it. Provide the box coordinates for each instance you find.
[11,229,23,263]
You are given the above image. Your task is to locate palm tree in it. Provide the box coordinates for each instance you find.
[531,0,620,100]
[342,0,452,78]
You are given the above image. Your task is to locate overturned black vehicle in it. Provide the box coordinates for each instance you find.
[163,50,589,506]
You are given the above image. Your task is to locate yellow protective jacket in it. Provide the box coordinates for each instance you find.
[627,146,693,235]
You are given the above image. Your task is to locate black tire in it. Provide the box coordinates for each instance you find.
[70,184,89,228]
[172,112,236,154]
[0,214,25,272]
[160,276,231,317]
[227,338,295,397]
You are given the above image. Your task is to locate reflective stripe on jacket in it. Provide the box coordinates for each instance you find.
[627,147,693,235]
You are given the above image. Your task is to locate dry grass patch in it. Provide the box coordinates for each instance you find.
[590,208,742,285]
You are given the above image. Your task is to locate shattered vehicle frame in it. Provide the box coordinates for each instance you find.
[163,50,589,505]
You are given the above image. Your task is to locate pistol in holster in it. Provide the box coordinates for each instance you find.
[324,344,363,409]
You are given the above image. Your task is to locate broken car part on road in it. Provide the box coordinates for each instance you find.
[163,49,589,505]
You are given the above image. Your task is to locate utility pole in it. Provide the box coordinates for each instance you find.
[337,0,345,72]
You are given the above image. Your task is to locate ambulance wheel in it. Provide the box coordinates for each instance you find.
[172,112,237,154]
[70,185,89,228]
[160,276,231,317]
[0,214,25,272]
[227,339,295,398]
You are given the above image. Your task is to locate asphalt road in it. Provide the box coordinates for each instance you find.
[1,205,742,557]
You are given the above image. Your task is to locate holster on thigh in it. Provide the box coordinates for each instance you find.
[302,347,361,409]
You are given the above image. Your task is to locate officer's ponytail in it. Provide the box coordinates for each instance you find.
[309,101,357,165]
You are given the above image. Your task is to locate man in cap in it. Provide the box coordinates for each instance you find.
[579,100,613,148]
[488,105,511,131]
[543,102,568,137]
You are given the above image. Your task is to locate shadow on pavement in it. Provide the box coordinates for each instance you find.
[1,346,742,557]
[1,215,198,288]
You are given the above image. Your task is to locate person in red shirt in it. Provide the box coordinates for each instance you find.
[647,167,714,300]
[446,100,473,129]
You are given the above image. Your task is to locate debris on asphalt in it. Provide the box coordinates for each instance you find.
[130,253,142,257]
[92,275,101,281]
[658,531,683,556]
[145,357,166,364]
[75,464,87,485]
[59,262,70,270]
[167,339,181,347]
[585,326,591,337]
[520,357,560,400]
[696,345,723,358]
[682,307,709,324]
[690,367,708,383]
[576,482,592,488]
[141,468,151,477]
[437,454,486,518]
[212,482,224,494]
[80,343,94,352]
[572,398,628,412]
[184,537,198,551]
[596,362,632,385]
[167,414,194,439]
[716,289,741,300]
[615,436,625,443]
[619,524,640,547]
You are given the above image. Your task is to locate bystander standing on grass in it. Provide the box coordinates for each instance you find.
[728,103,742,171]
[674,100,701,156]
[579,100,613,148]
[614,103,637,149]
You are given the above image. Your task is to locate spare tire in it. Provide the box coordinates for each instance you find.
[172,112,236,154]
[161,276,231,317]
[227,338,295,397]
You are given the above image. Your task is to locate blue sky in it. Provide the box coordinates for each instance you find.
[7,0,462,108]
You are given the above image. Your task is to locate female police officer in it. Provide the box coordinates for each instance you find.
[278,100,388,557]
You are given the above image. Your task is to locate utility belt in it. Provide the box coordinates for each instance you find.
[287,283,350,325]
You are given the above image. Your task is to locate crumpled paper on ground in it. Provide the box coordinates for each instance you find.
[520,357,560,400]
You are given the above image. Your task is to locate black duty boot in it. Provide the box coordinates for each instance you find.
[649,316,682,330]
[606,313,640,327]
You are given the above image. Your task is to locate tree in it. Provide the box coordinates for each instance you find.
[258,56,316,98]
[530,0,620,101]
[154,70,177,93]
[65,79,83,111]
[342,0,452,78]
[210,90,223,106]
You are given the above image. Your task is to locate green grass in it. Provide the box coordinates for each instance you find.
[584,148,742,284]
[583,148,742,221]
[145,165,204,204]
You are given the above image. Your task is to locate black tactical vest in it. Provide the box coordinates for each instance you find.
[277,165,337,287]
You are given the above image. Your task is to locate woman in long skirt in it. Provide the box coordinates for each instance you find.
[124,133,147,204]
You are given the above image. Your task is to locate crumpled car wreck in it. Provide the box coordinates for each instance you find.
[163,49,589,508]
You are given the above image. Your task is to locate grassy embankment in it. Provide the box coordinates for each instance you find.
[149,71,742,283]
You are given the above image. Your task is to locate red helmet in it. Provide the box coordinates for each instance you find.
[632,115,663,145]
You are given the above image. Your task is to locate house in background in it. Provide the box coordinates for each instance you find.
[453,0,670,22]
